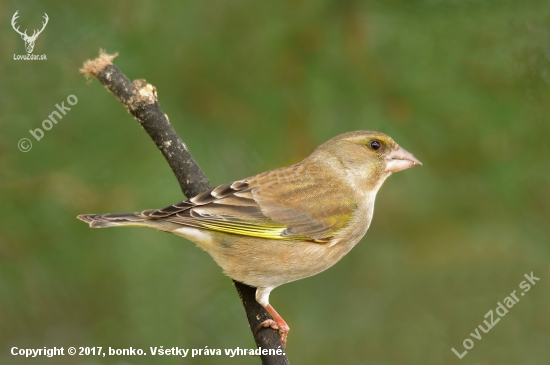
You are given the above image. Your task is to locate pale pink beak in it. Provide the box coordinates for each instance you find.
[385,146,422,172]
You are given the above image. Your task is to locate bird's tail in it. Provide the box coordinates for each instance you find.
[77,212,152,228]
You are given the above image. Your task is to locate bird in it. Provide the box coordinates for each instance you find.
[77,130,421,346]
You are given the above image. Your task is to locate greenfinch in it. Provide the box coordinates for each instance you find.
[78,130,421,346]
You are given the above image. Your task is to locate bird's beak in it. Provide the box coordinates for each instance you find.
[385,146,422,172]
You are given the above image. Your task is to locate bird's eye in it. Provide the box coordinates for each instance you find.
[369,140,382,150]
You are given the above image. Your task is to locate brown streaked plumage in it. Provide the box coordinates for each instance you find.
[77,130,421,346]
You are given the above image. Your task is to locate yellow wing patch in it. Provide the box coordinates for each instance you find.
[198,221,314,241]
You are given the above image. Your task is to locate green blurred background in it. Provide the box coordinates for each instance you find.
[1,0,549,364]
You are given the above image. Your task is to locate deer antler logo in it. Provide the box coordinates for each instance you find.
[11,11,49,54]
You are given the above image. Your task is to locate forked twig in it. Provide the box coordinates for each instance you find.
[80,50,289,365]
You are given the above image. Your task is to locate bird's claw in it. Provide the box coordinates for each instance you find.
[254,319,289,347]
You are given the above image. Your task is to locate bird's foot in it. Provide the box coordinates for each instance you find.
[254,319,289,347]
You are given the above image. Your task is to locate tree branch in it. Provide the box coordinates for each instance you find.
[81,50,289,365]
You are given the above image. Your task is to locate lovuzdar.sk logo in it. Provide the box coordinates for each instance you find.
[12,10,48,61]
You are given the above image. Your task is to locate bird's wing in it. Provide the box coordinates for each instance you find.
[144,165,355,242]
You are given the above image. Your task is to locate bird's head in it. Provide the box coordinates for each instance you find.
[310,130,422,191]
